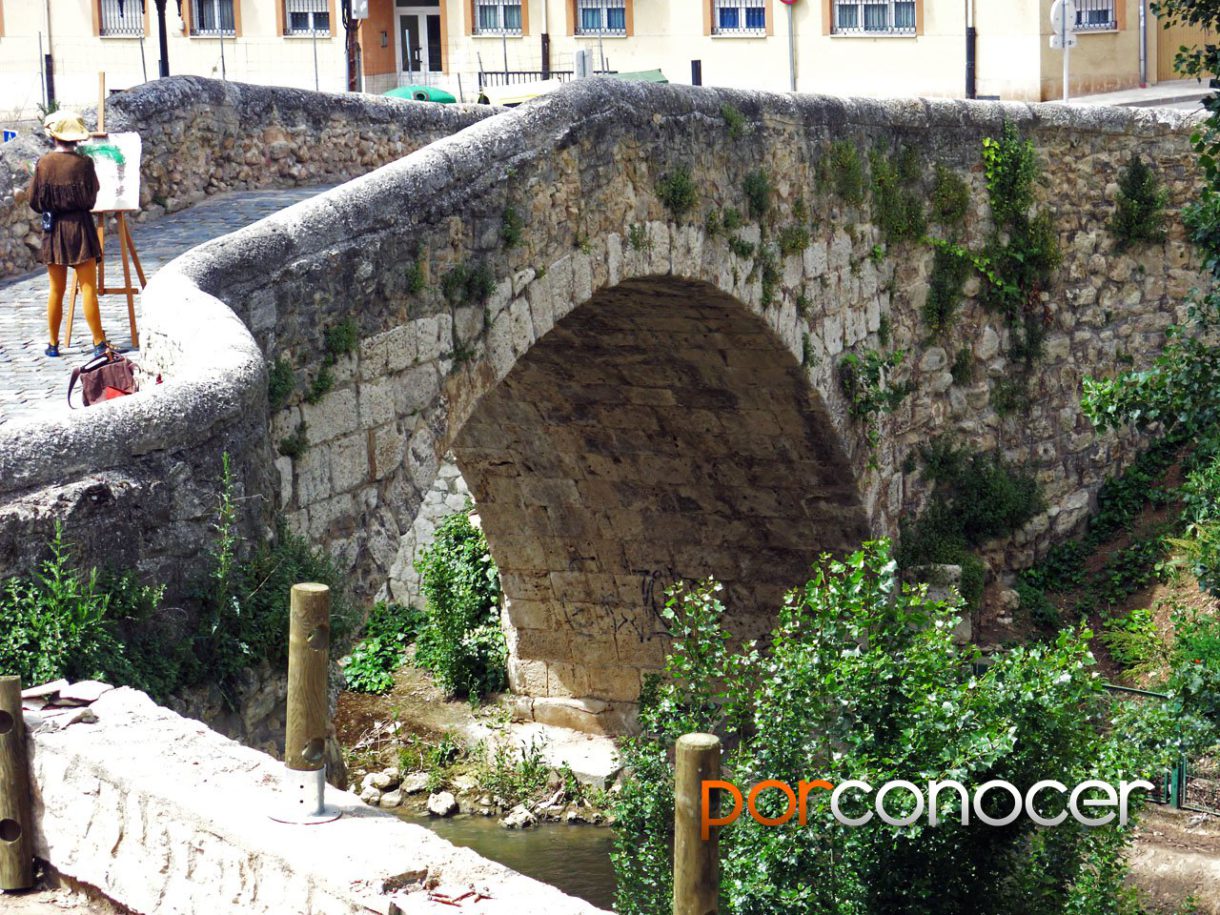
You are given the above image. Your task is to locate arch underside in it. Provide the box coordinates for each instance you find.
[451,277,869,723]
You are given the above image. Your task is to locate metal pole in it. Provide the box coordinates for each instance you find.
[1138,0,1147,87]
[965,0,976,99]
[502,30,508,78]
[0,676,34,891]
[154,0,170,77]
[38,33,47,109]
[312,25,320,90]
[1061,4,1069,102]
[674,733,721,915]
[787,3,796,92]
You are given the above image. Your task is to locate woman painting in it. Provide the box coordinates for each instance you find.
[27,111,109,358]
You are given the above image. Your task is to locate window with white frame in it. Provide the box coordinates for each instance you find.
[99,0,144,36]
[285,0,330,35]
[476,1,522,34]
[713,0,765,35]
[194,0,236,36]
[576,0,626,36]
[832,0,916,34]
[1074,0,1116,30]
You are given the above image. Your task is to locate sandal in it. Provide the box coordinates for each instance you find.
[45,343,60,358]
[92,341,109,359]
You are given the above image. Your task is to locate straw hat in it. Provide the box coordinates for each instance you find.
[43,111,90,143]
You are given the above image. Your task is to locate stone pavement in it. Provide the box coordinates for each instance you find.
[0,185,332,427]
[1071,78,1211,109]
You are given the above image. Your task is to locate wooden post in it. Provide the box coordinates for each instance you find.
[0,676,34,891]
[674,733,721,915]
[95,72,107,136]
[285,583,330,773]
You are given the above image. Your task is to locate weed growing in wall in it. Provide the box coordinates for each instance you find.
[501,206,525,248]
[404,256,427,294]
[931,163,971,228]
[657,166,697,220]
[743,170,773,221]
[442,262,496,305]
[278,421,309,459]
[1111,155,1168,251]
[826,140,867,206]
[267,356,295,412]
[870,147,926,244]
[628,223,650,251]
[778,223,810,257]
[720,102,747,140]
[924,239,974,336]
[838,348,912,450]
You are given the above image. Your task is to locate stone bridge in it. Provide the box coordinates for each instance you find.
[0,77,1204,733]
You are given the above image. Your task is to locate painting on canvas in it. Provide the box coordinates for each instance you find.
[80,132,142,211]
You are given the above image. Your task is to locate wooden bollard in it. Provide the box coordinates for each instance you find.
[286,583,330,773]
[674,733,721,915]
[272,583,340,824]
[0,676,34,891]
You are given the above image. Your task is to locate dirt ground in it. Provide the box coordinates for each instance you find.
[0,872,122,914]
[1130,806,1220,912]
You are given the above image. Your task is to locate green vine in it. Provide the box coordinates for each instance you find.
[838,348,912,450]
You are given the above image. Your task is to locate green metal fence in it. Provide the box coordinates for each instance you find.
[1105,683,1220,815]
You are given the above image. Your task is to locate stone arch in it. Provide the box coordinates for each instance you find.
[446,274,869,732]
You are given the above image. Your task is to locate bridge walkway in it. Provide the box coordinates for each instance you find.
[0,186,332,427]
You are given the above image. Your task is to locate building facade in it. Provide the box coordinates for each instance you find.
[0,1,1196,122]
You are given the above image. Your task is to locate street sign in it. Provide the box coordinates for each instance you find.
[1049,0,1077,36]
[1049,33,1078,49]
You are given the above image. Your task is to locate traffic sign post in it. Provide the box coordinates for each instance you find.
[1050,0,1077,101]
[782,0,798,92]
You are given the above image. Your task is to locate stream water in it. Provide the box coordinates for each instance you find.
[400,814,617,910]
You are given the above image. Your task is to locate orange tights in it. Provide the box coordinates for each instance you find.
[47,260,104,347]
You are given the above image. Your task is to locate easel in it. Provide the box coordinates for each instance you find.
[65,71,145,349]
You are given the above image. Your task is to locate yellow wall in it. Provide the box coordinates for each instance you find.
[0,1,349,121]
[1038,0,1147,98]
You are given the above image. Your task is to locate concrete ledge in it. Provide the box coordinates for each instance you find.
[29,687,606,914]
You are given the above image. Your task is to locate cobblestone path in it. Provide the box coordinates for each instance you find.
[0,185,332,427]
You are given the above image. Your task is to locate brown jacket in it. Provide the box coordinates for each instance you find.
[27,150,102,266]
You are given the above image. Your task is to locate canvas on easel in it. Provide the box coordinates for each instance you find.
[66,129,146,348]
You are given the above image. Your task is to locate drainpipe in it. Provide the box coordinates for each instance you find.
[965,0,976,99]
[43,0,56,105]
[1139,0,1148,87]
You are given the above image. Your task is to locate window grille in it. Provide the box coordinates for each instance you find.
[99,0,145,37]
[1074,0,1116,31]
[476,1,522,35]
[832,0,916,35]
[286,0,330,35]
[576,0,627,36]
[713,0,766,35]
[194,0,236,37]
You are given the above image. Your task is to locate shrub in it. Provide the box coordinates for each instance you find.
[923,240,973,334]
[613,542,1176,915]
[931,163,971,227]
[743,170,772,221]
[870,148,926,244]
[1111,155,1168,252]
[442,262,496,305]
[501,206,525,248]
[415,509,507,699]
[778,223,810,256]
[826,140,866,206]
[720,102,747,139]
[838,348,912,450]
[0,526,157,688]
[267,357,295,412]
[657,166,697,220]
[343,602,426,694]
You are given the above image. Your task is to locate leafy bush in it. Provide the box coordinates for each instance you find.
[870,147,926,244]
[898,440,1043,611]
[923,239,973,334]
[343,602,425,694]
[982,121,1037,225]
[657,166,697,220]
[1170,610,1220,732]
[0,526,159,688]
[931,163,971,227]
[838,348,912,450]
[1111,155,1168,251]
[826,139,866,205]
[613,542,1176,915]
[742,170,772,221]
[777,223,810,256]
[267,356,295,412]
[416,509,507,699]
[720,103,746,139]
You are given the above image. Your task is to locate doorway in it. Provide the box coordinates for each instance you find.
[396,0,442,83]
